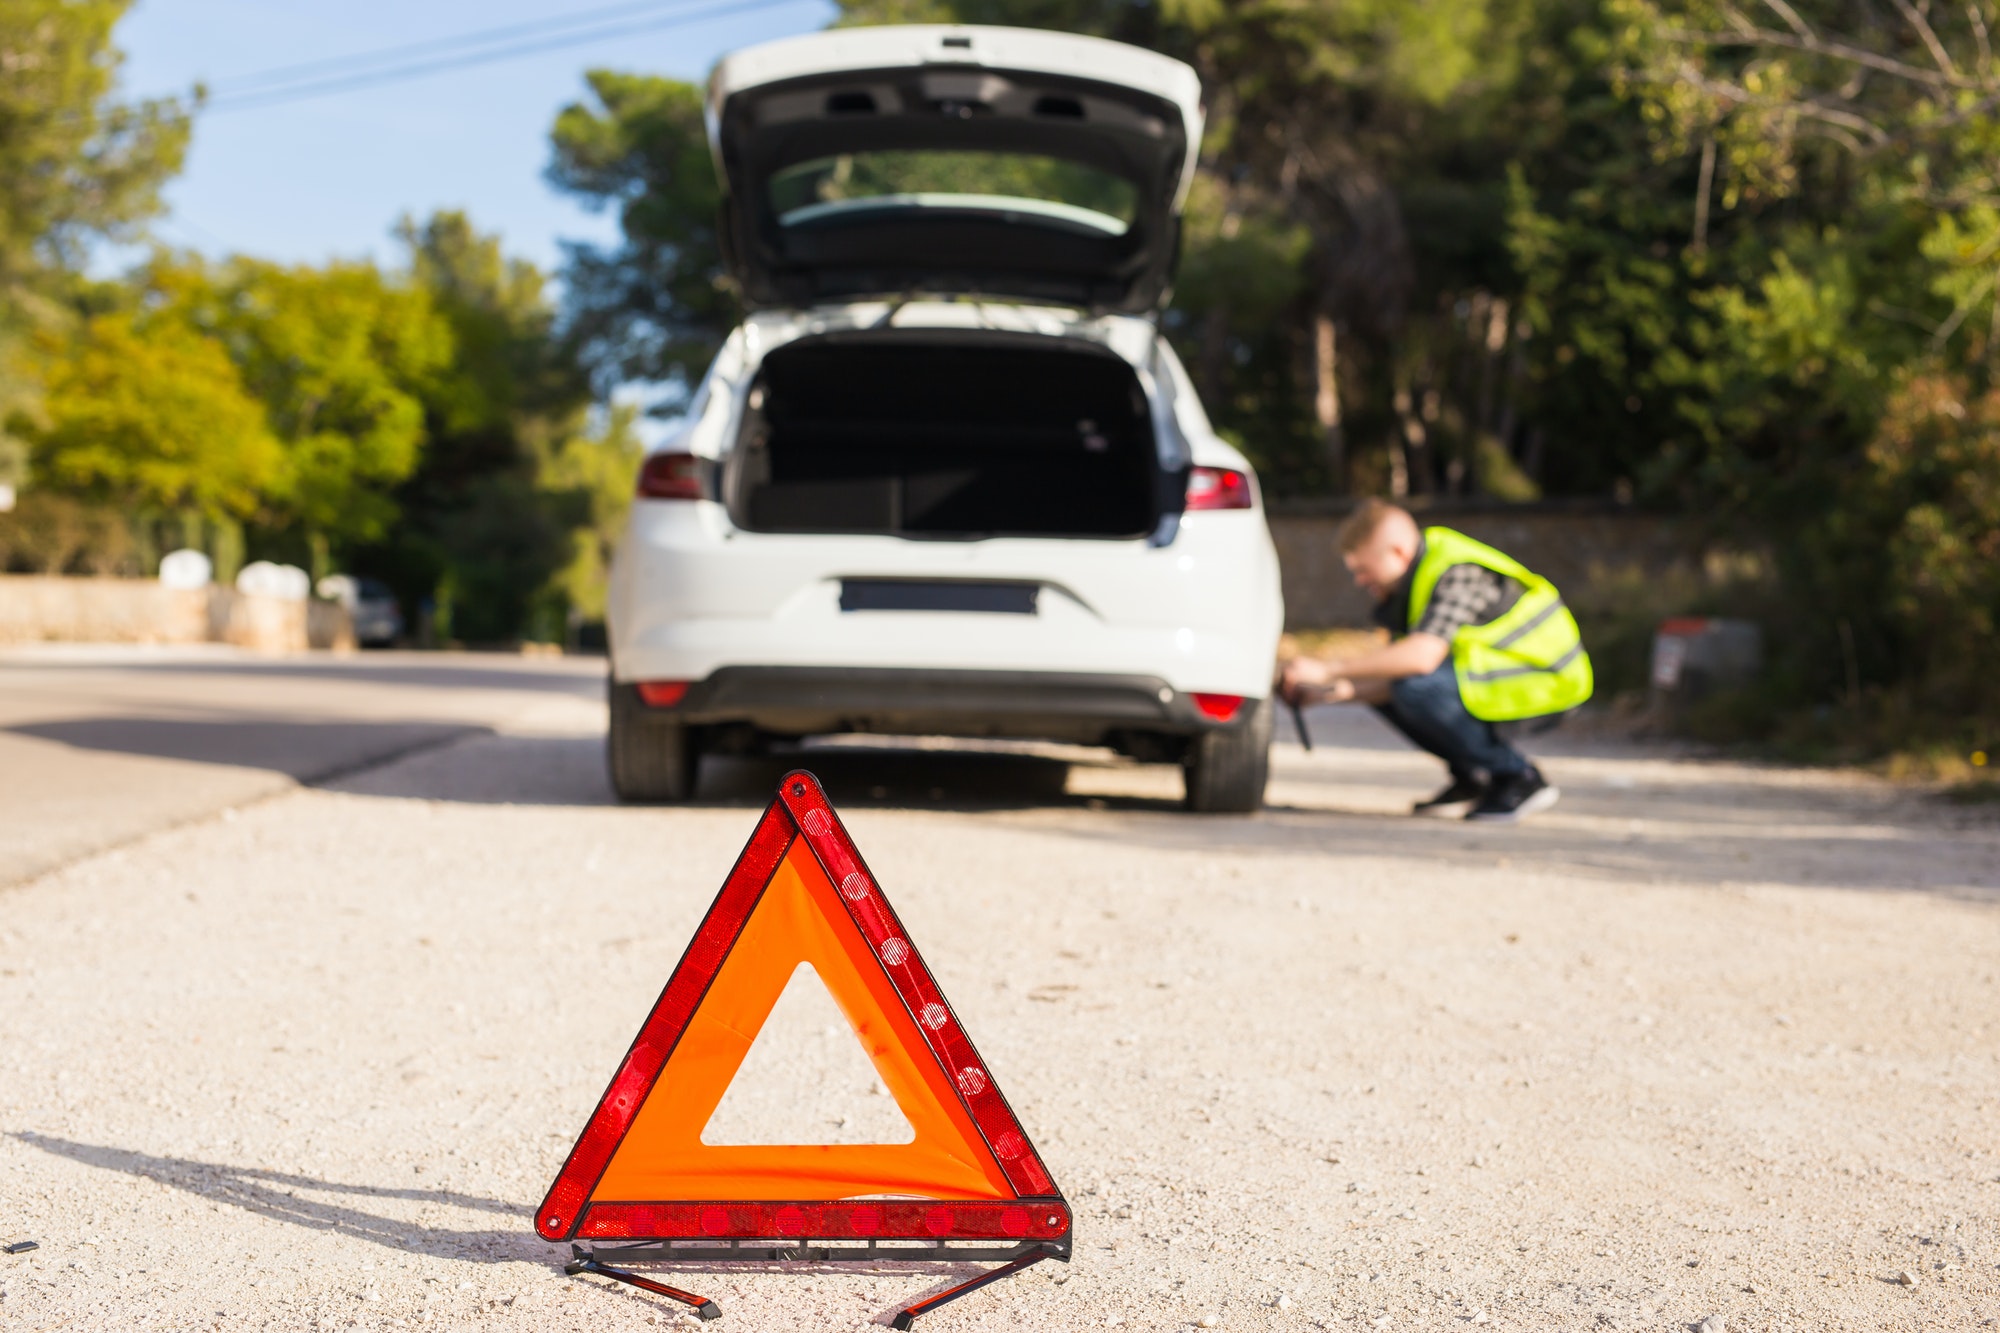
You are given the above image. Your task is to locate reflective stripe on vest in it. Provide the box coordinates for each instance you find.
[1407,527,1594,721]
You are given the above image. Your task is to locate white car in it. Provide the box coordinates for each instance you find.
[606,24,1285,810]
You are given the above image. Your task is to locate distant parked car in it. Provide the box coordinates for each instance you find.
[605,25,1285,811]
[350,579,403,647]
[318,575,404,647]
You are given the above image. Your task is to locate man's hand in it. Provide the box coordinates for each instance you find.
[1280,657,1357,705]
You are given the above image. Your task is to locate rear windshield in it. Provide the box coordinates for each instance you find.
[768,150,1139,235]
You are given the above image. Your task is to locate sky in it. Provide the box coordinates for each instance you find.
[112,0,835,277]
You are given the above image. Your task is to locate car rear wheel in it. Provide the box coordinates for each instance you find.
[607,680,702,803]
[1181,698,1271,813]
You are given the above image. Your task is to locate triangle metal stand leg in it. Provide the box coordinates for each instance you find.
[890,1246,1056,1330]
[567,1248,722,1320]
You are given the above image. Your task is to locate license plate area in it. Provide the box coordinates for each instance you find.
[838,580,1039,615]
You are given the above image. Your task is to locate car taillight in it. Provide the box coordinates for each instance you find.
[1191,692,1244,722]
[1185,466,1252,511]
[637,681,689,707]
[636,453,704,500]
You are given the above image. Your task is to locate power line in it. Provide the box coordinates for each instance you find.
[197,0,818,114]
[212,0,725,95]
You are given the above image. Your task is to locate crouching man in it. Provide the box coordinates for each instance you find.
[1280,500,1592,822]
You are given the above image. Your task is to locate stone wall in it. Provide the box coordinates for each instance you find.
[0,576,354,653]
[1267,501,1697,628]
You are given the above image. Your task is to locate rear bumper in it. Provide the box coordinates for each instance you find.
[607,508,1286,700]
[647,666,1256,744]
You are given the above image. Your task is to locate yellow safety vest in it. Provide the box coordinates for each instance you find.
[1407,526,1594,721]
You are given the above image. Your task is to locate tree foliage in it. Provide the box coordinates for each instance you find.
[26,306,279,518]
[1604,0,2000,730]
[0,0,192,489]
[1,13,641,643]
[367,211,602,643]
[188,257,453,557]
[548,71,733,397]
[0,0,189,293]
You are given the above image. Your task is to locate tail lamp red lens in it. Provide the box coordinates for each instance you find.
[637,681,689,707]
[1185,466,1252,511]
[636,452,704,500]
[1191,692,1244,722]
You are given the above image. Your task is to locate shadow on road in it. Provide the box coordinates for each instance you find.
[319,731,2000,900]
[12,654,605,699]
[322,732,1145,812]
[12,1132,543,1265]
[8,717,487,784]
[1029,787,2000,902]
[707,748,1087,809]
[12,1132,1050,1323]
[6,710,1154,813]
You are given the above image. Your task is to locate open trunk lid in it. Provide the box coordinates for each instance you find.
[707,25,1204,314]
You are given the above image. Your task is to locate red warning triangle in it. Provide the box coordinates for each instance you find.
[536,771,1069,1247]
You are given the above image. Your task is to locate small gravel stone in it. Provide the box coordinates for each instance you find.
[1694,1316,1724,1333]
[1196,1316,1222,1329]
[1895,1270,1918,1287]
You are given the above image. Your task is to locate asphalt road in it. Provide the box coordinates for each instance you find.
[2,648,1999,1331]
[0,646,605,889]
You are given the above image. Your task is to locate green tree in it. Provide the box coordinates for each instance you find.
[539,402,643,624]
[174,257,453,573]
[1168,174,1317,481]
[1597,0,2000,736]
[25,306,279,519]
[548,72,734,396]
[363,212,596,642]
[0,0,192,492]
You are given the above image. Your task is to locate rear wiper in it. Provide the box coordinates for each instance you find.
[872,292,917,328]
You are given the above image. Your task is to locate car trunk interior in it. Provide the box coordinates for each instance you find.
[725,335,1162,539]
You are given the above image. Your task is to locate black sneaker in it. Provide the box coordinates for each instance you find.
[1413,775,1486,819]
[1466,768,1559,822]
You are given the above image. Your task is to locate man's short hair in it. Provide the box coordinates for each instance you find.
[1339,498,1415,553]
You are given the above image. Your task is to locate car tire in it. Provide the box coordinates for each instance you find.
[1181,697,1271,813]
[607,679,701,803]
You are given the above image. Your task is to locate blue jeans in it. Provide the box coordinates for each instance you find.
[1373,662,1530,781]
